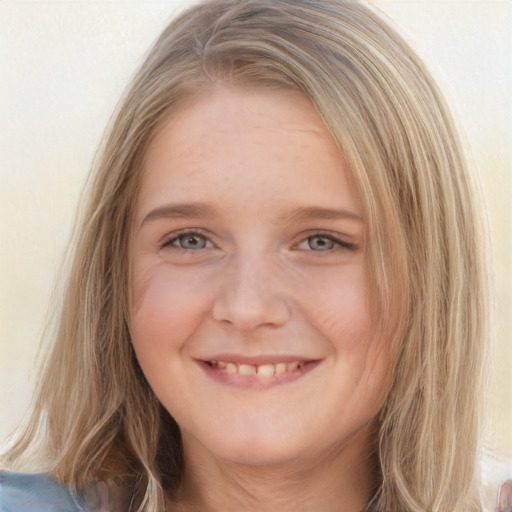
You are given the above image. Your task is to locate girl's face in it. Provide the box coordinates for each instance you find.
[129,89,391,467]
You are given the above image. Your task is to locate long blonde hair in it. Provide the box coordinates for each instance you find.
[4,1,492,510]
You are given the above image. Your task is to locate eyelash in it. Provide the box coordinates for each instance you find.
[161,230,213,252]
[298,233,356,254]
[160,230,356,254]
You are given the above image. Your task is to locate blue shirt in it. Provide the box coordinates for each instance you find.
[0,471,123,512]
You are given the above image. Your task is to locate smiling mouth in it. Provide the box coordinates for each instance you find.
[198,358,319,389]
[207,360,305,377]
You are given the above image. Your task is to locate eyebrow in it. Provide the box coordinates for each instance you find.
[139,202,363,230]
[139,203,218,229]
[281,206,363,223]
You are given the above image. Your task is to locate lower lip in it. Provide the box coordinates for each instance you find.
[196,360,320,390]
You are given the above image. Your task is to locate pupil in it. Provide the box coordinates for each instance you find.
[309,236,333,251]
[181,235,204,249]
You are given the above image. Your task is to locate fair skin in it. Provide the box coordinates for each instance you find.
[129,88,391,512]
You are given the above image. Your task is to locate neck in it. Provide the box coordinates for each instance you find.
[170,428,376,512]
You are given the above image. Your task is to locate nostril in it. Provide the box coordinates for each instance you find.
[211,288,291,331]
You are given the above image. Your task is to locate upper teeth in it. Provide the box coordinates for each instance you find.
[211,360,302,377]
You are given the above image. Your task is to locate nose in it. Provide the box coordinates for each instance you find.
[212,253,291,331]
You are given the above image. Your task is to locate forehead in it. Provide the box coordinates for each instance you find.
[136,88,362,224]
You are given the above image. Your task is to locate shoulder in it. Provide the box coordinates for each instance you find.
[0,471,85,512]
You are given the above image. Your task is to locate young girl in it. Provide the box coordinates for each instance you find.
[1,1,496,510]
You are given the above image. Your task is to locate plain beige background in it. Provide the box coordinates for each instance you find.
[1,0,511,497]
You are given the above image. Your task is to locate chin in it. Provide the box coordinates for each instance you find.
[188,418,316,467]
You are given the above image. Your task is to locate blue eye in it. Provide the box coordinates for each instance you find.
[306,235,337,251]
[299,233,356,253]
[165,233,209,250]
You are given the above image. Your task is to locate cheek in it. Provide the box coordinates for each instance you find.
[295,263,372,347]
[295,264,388,399]
[130,263,213,359]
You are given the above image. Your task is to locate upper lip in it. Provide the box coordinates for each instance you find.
[198,354,319,365]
